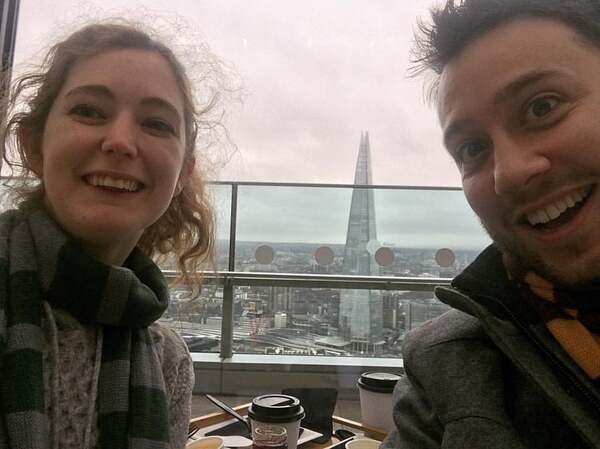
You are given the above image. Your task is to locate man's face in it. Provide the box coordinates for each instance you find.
[438,18,600,287]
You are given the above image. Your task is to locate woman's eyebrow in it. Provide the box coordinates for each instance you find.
[140,96,182,123]
[65,84,114,99]
[64,85,182,123]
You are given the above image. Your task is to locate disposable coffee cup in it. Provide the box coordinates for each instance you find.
[357,372,401,432]
[248,394,305,449]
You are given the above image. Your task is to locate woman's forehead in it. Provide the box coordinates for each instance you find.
[60,48,185,112]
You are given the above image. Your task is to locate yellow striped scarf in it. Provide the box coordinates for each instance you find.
[503,255,600,379]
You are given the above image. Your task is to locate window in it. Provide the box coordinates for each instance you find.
[6,2,489,367]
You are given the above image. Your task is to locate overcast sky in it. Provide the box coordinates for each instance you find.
[13,0,457,187]
[12,1,490,248]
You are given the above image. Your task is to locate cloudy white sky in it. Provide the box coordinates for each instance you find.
[12,0,490,248]
[13,0,457,187]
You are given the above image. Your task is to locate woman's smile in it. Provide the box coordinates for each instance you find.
[83,173,144,193]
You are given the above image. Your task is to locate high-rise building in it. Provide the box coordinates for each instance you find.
[338,131,384,354]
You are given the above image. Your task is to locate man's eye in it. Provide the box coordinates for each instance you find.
[524,96,559,121]
[70,104,104,120]
[144,119,176,135]
[456,141,490,167]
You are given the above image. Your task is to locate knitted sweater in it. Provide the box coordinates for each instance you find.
[41,303,194,449]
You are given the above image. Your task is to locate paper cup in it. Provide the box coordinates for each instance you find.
[358,372,401,432]
[248,394,305,449]
[187,436,224,449]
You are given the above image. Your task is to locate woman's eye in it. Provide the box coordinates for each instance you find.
[143,119,176,135]
[69,104,105,120]
[524,96,559,122]
[456,140,490,168]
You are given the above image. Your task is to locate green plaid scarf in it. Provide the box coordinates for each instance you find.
[0,202,171,448]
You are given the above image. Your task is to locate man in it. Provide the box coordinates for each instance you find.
[382,1,600,448]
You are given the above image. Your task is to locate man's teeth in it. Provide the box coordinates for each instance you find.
[526,187,590,226]
[87,175,140,192]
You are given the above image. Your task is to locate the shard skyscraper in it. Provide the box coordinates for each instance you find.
[338,131,384,353]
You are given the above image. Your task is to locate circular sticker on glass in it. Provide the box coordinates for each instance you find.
[255,245,275,264]
[435,248,455,268]
[314,246,334,266]
[375,246,394,267]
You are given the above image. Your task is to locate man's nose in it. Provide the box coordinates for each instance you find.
[493,135,551,195]
[101,113,138,157]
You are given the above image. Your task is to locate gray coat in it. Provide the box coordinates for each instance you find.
[382,246,600,449]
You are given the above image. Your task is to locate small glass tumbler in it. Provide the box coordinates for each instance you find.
[252,425,288,449]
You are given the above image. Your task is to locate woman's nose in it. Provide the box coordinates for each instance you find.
[493,135,551,195]
[101,114,138,157]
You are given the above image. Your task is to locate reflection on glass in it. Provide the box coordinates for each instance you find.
[210,184,232,271]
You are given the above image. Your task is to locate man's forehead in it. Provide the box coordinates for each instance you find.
[436,18,598,127]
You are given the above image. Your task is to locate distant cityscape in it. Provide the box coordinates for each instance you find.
[163,131,483,359]
[162,240,480,358]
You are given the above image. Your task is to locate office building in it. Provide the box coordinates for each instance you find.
[338,132,384,353]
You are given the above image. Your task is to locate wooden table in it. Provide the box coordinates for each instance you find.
[189,403,387,448]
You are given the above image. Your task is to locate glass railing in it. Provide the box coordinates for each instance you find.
[0,177,490,360]
[227,183,486,276]
[159,181,490,360]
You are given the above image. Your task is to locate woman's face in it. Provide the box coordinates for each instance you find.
[30,48,190,265]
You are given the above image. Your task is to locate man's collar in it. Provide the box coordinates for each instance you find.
[451,244,509,297]
[447,244,540,323]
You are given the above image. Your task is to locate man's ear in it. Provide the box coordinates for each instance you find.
[19,126,43,176]
[175,155,195,196]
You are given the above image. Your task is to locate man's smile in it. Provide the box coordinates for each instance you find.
[523,185,593,228]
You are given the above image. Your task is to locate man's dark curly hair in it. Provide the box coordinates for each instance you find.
[412,0,600,95]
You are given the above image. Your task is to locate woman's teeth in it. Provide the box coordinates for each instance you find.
[526,186,592,226]
[86,175,140,192]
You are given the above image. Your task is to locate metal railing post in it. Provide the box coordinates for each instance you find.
[1,0,19,75]
[220,183,238,359]
[0,0,19,174]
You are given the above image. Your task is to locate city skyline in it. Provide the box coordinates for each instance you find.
[165,130,473,358]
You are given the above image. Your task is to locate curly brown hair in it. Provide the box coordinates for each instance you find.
[1,22,216,292]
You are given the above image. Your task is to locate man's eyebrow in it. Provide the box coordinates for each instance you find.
[443,70,567,149]
[492,69,564,105]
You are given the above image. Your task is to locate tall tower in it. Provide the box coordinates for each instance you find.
[338,131,384,354]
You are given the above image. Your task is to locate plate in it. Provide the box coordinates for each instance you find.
[194,417,323,447]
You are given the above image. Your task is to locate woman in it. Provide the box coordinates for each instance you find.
[0,22,216,449]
